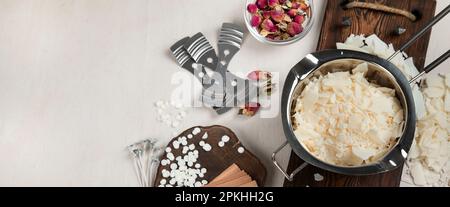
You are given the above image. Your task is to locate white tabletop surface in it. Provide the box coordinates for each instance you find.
[0,0,449,187]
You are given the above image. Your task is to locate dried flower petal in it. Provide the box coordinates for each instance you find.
[285,1,292,8]
[277,22,288,31]
[283,15,292,22]
[238,103,261,117]
[259,29,272,37]
[300,3,309,10]
[247,3,259,14]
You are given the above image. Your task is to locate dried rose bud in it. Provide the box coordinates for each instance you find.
[247,70,261,80]
[256,0,267,9]
[247,3,259,14]
[247,70,272,81]
[250,15,261,27]
[279,0,287,4]
[291,2,300,9]
[270,10,285,23]
[262,10,271,19]
[238,103,261,117]
[261,19,276,32]
[294,15,304,24]
[287,9,298,17]
[287,22,303,36]
[268,0,279,8]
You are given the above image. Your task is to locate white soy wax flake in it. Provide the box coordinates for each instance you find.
[170,163,178,170]
[177,159,185,166]
[195,163,201,169]
[194,181,202,187]
[193,150,199,155]
[237,147,245,154]
[179,165,187,171]
[162,170,170,178]
[167,152,175,161]
[181,139,188,146]
[221,135,230,143]
[202,132,208,139]
[188,144,195,151]
[198,173,204,178]
[169,178,177,185]
[187,134,193,139]
[218,141,225,148]
[160,179,167,185]
[187,161,193,167]
[165,184,173,187]
[192,127,201,135]
[165,147,172,153]
[201,168,207,174]
[199,141,205,146]
[314,173,324,182]
[203,143,212,152]
[201,180,208,185]
[161,159,168,166]
[172,141,180,149]
[158,185,164,187]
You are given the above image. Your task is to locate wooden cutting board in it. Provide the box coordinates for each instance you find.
[154,125,266,187]
[284,0,436,187]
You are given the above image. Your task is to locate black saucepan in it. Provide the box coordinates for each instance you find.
[273,5,450,180]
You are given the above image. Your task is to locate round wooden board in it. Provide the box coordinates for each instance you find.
[154,125,266,187]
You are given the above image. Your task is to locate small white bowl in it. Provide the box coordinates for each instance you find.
[244,0,315,46]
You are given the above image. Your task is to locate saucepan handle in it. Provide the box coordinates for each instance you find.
[388,4,450,61]
[272,141,309,181]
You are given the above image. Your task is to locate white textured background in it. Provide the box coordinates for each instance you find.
[0,0,449,186]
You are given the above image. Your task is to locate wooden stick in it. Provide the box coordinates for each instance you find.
[345,1,417,21]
